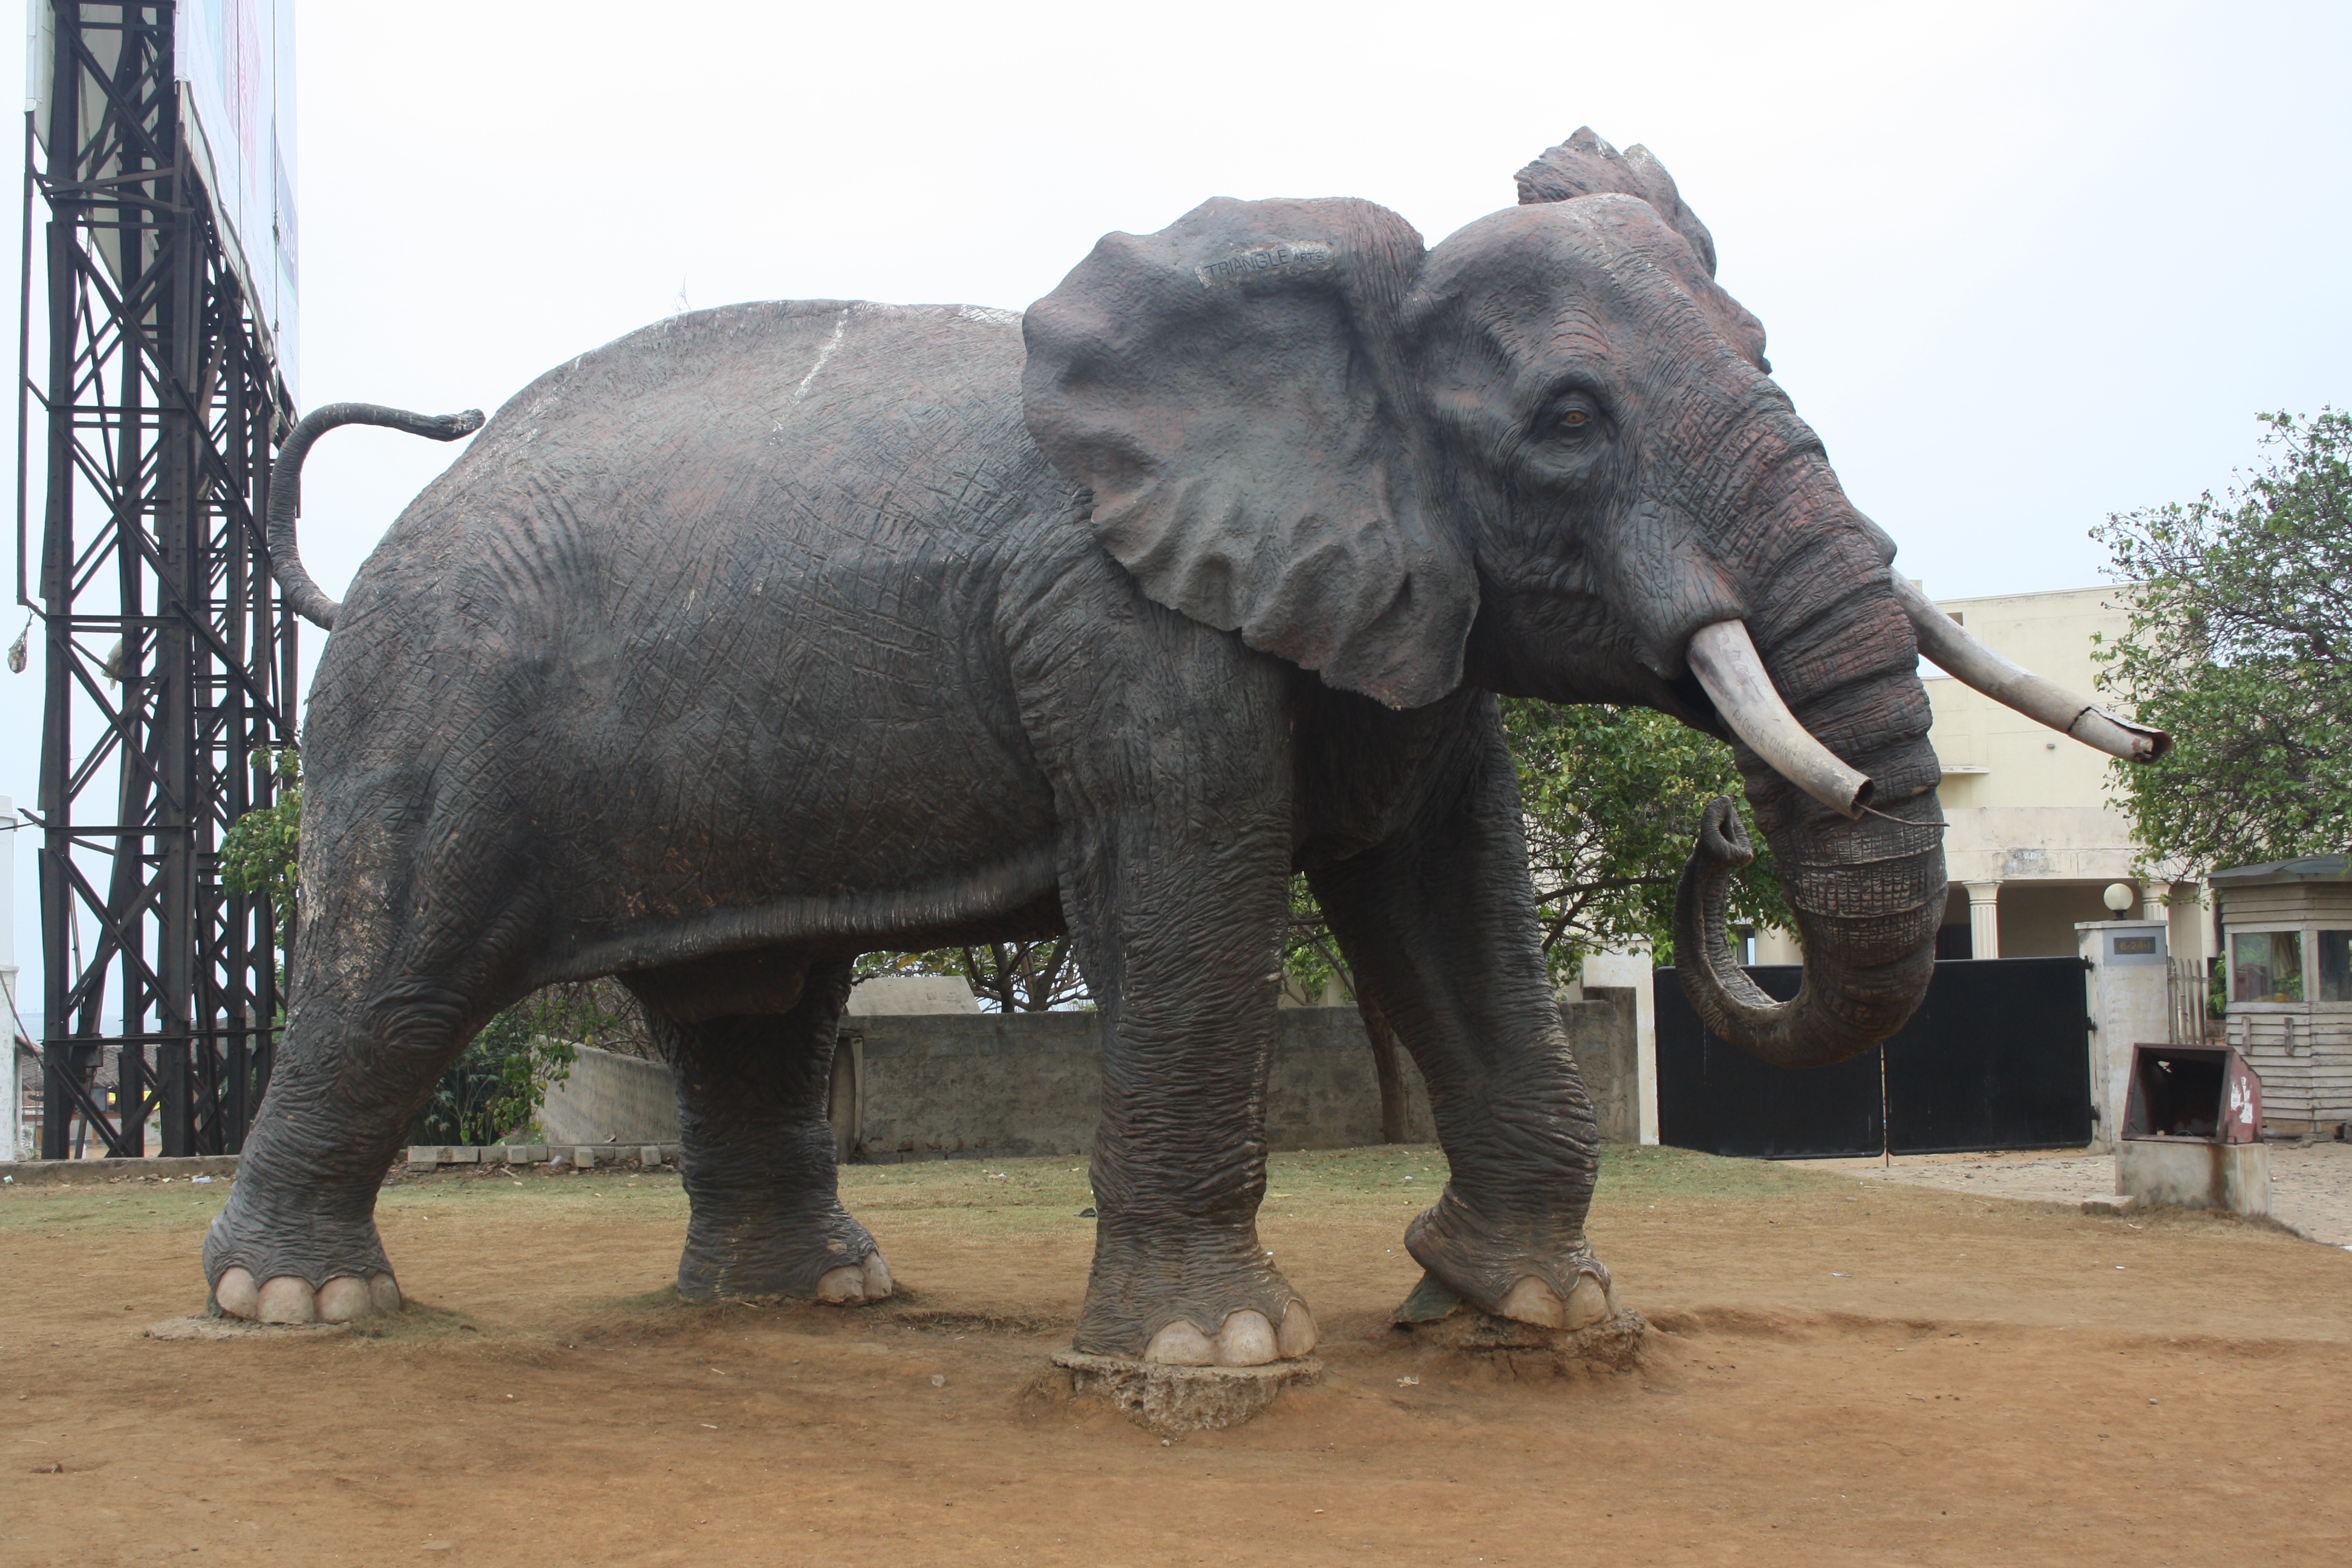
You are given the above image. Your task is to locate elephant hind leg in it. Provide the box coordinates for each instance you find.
[204,761,576,1324]
[632,955,889,1303]
[204,927,510,1325]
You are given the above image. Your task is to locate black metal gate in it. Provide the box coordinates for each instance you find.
[1656,958,2093,1158]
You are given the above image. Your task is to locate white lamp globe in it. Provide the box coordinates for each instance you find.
[2102,883,2136,913]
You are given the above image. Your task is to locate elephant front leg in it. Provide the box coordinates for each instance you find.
[1065,827,1319,1367]
[648,959,892,1304]
[1309,713,1618,1331]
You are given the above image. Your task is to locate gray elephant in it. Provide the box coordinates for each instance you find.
[207,130,2161,1361]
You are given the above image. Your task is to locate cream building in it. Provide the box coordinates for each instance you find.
[1753,584,2208,969]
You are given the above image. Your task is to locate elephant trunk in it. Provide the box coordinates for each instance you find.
[1670,524,1948,1069]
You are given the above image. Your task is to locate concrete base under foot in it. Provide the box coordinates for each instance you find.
[1396,1308,1648,1373]
[1050,1351,1323,1433]
[145,1316,348,1342]
[2117,1138,2270,1216]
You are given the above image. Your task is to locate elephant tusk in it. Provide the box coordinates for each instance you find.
[1890,577,2171,764]
[1685,619,1872,819]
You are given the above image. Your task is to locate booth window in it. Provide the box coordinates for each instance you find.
[2231,930,2303,1003]
[2321,930,2352,1003]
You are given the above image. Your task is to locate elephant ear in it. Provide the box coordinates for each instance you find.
[1021,196,1474,710]
[1515,127,1719,277]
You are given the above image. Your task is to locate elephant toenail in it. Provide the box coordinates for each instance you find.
[214,1267,259,1321]
[315,1277,373,1322]
[1275,1299,1319,1359]
[1564,1274,1612,1330]
[1143,1319,1217,1365]
[367,1273,403,1317]
[256,1275,317,1325]
[1498,1276,1567,1329]
[1215,1308,1277,1367]
[860,1253,894,1299]
[814,1266,866,1304]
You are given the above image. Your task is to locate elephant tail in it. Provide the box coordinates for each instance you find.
[268,402,485,631]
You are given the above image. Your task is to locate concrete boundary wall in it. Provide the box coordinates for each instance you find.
[405,1142,678,1170]
[1,998,1642,1178]
[847,997,1639,1161]
[538,1044,681,1148]
[0,1154,238,1186]
[848,1006,1441,1160]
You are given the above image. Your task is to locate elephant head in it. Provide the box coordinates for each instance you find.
[1022,129,2164,1070]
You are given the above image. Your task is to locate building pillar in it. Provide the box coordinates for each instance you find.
[1,967,16,1161]
[1579,950,1658,1146]
[1965,880,2002,961]
[2142,881,2171,923]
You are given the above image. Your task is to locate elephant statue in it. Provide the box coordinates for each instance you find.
[207,129,2163,1361]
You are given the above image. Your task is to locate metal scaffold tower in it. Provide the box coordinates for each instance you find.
[19,2,295,1157]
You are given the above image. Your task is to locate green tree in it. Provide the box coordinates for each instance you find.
[2092,410,2352,872]
[854,940,1088,1012]
[1500,698,1789,978]
[406,1004,579,1147]
[219,746,303,947]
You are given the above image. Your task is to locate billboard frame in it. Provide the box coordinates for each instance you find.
[17,0,296,1158]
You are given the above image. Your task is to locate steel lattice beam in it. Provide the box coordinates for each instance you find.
[19,2,295,1159]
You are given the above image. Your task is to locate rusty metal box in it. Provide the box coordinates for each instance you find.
[2121,1044,2262,1144]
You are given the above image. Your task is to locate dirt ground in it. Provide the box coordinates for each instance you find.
[4,1145,2347,1567]
[1792,1141,2352,1246]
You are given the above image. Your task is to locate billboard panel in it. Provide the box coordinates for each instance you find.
[177,0,299,399]
[25,1,299,398]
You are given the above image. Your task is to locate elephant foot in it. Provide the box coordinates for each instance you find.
[676,1194,894,1304]
[1394,1267,1616,1330]
[1401,1188,1617,1327]
[1077,1226,1316,1367]
[1391,1269,1646,1370]
[203,1181,402,1325]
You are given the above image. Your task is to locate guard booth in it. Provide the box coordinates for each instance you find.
[2209,855,2352,1138]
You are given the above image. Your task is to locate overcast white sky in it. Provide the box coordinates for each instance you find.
[4,0,2348,1007]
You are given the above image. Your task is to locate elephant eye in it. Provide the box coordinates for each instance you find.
[1550,404,1599,440]
[1534,392,1607,457]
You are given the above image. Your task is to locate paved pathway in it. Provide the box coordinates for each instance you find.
[1790,1141,2352,1248]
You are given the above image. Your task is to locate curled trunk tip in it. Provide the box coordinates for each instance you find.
[1673,795,1935,1071]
